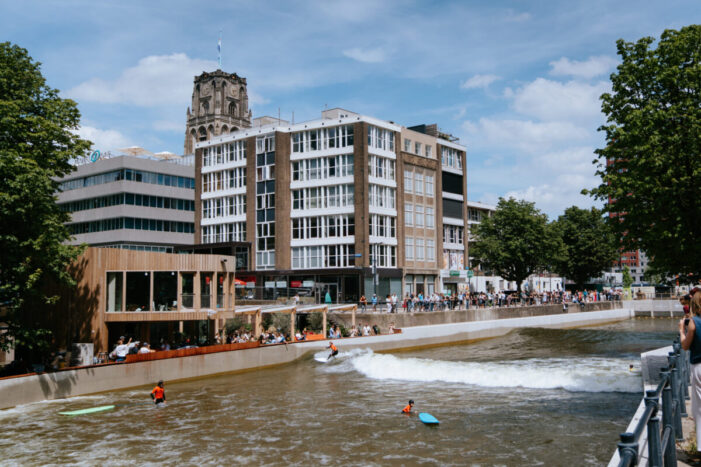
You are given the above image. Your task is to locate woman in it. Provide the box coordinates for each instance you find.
[679,288,701,451]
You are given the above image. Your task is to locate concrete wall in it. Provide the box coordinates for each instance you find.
[0,308,632,410]
[331,301,615,332]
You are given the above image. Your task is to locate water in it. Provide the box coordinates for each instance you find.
[1,318,676,466]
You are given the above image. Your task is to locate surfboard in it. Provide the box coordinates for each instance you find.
[418,412,439,424]
[59,405,116,416]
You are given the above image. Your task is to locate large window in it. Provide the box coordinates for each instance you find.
[443,225,464,244]
[443,199,464,219]
[291,244,355,269]
[68,218,194,235]
[292,185,354,210]
[292,125,354,153]
[425,175,434,197]
[292,215,355,239]
[106,272,123,312]
[202,195,246,219]
[368,125,395,152]
[404,170,413,193]
[427,240,435,261]
[368,214,396,238]
[202,222,246,243]
[441,146,463,170]
[426,207,435,229]
[442,172,464,196]
[405,203,413,226]
[291,154,353,181]
[405,237,414,261]
[415,205,424,228]
[126,272,150,311]
[416,239,425,261]
[368,155,395,180]
[370,244,396,268]
[59,193,194,213]
[154,272,177,311]
[202,140,246,167]
[59,169,195,192]
[369,185,395,209]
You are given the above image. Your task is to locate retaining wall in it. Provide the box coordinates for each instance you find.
[0,307,632,410]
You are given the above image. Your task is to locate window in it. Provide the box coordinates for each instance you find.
[425,175,434,197]
[404,203,413,226]
[415,142,422,155]
[415,205,424,227]
[369,185,395,209]
[426,207,435,228]
[404,170,413,193]
[404,138,411,152]
[406,237,414,261]
[425,146,432,158]
[369,155,395,180]
[415,173,423,195]
[427,240,435,261]
[368,126,394,151]
[292,125,354,153]
[441,146,463,170]
[416,239,424,261]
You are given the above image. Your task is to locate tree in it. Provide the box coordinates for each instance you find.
[0,43,90,356]
[587,25,701,283]
[622,266,634,289]
[470,198,566,293]
[553,206,618,289]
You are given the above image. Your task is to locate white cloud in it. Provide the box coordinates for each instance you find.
[549,55,618,79]
[511,78,609,122]
[462,118,589,154]
[460,74,500,90]
[153,120,183,132]
[75,125,131,151]
[342,47,386,63]
[67,53,217,107]
[503,10,531,22]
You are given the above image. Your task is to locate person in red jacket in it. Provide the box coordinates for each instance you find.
[402,400,415,414]
[150,380,166,405]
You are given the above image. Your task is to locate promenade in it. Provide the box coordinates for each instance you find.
[0,305,631,409]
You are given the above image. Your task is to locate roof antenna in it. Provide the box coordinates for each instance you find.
[292,111,295,125]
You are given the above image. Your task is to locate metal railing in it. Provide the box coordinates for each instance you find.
[616,339,690,466]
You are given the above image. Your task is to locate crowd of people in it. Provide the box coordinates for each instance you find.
[355,289,622,314]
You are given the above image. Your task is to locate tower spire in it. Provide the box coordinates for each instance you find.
[217,31,222,69]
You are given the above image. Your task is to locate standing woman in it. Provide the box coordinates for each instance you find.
[680,287,701,451]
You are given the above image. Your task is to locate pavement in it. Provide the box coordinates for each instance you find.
[678,397,700,466]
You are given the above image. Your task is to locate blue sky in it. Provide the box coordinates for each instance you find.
[2,0,699,217]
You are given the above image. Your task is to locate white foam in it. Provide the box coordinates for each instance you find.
[342,350,641,393]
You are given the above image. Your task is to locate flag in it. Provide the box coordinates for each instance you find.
[217,32,222,68]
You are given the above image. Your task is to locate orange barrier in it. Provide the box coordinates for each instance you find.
[125,341,260,363]
[294,333,325,342]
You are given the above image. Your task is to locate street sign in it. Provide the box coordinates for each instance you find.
[354,253,362,257]
[467,270,474,278]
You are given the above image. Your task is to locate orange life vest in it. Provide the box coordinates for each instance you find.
[330,343,338,352]
[402,404,412,413]
[151,386,165,400]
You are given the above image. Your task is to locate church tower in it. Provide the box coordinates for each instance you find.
[184,70,252,155]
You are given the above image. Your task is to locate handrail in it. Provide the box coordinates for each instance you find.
[614,338,690,466]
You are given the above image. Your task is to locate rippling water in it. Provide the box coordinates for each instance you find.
[0,318,676,466]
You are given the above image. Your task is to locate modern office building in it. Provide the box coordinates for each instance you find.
[56,152,196,252]
[192,103,469,301]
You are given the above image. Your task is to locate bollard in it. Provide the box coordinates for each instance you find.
[617,432,638,466]
[661,380,678,466]
[645,389,662,467]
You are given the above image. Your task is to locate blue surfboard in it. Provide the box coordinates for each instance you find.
[418,412,439,424]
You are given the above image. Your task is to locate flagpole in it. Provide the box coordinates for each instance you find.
[217,30,222,69]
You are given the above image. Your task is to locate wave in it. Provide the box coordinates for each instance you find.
[324,349,642,393]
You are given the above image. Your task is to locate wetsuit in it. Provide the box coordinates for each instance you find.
[151,385,166,404]
[329,343,338,358]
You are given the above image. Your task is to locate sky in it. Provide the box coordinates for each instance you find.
[2,0,699,217]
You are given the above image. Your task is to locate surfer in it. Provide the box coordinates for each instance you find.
[150,380,166,405]
[402,400,416,414]
[327,342,339,360]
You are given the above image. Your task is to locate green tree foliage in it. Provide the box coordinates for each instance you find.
[553,206,619,288]
[622,266,634,289]
[0,43,90,353]
[587,26,701,283]
[470,198,566,293]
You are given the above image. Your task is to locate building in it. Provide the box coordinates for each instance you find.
[465,201,562,293]
[56,152,196,253]
[192,107,468,301]
[184,70,252,155]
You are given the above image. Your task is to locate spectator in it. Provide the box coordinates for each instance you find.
[138,342,153,354]
[371,294,378,312]
[359,295,367,313]
[109,338,130,362]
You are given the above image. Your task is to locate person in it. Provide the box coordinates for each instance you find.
[327,341,339,360]
[371,294,378,312]
[325,290,332,305]
[109,338,130,362]
[681,294,691,316]
[402,399,415,414]
[138,342,152,354]
[293,293,300,306]
[359,295,367,313]
[679,288,701,450]
[150,380,166,405]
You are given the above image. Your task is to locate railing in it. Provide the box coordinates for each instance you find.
[615,339,690,466]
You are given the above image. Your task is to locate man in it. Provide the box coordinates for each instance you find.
[327,341,339,360]
[150,380,166,405]
[371,294,378,312]
[110,338,130,362]
[402,399,416,414]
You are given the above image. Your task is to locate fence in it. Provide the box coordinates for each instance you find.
[614,339,689,466]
